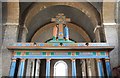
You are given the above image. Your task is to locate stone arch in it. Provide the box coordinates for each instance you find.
[31,23,91,42]
[54,60,68,76]
[24,2,101,27]
[19,2,103,42]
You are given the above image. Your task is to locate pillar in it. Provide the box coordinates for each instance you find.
[72,59,76,78]
[0,1,2,77]
[26,59,32,76]
[105,59,112,77]
[9,59,16,76]
[103,0,118,68]
[18,59,25,77]
[2,24,19,76]
[94,25,101,42]
[97,59,104,77]
[104,24,118,68]
[118,1,120,68]
[31,59,35,77]
[86,59,92,78]
[90,59,98,76]
[46,59,51,78]
[81,59,87,77]
[35,59,40,77]
[21,26,28,42]
[2,2,19,76]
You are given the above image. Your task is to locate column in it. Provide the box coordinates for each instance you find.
[118,1,120,68]
[94,25,101,42]
[46,59,51,78]
[105,59,112,77]
[72,59,76,78]
[26,59,32,76]
[81,59,87,77]
[103,0,118,68]
[97,59,104,78]
[18,59,25,77]
[89,59,98,76]
[9,59,16,76]
[0,1,2,77]
[86,59,92,77]
[35,59,41,77]
[2,1,19,76]
[21,25,28,42]
[31,59,35,77]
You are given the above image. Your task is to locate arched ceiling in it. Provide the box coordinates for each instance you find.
[19,2,102,42]
[24,2,101,27]
[20,2,102,17]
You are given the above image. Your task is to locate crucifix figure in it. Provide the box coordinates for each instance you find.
[51,13,70,40]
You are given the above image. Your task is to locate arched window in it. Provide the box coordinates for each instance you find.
[54,60,68,76]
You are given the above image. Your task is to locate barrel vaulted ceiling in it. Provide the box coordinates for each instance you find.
[19,2,102,42]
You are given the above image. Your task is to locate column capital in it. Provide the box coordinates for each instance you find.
[3,23,19,26]
[46,59,51,61]
[105,59,110,62]
[20,59,26,62]
[71,59,76,61]
[103,23,117,26]
[23,25,28,33]
[96,59,101,62]
[12,59,16,62]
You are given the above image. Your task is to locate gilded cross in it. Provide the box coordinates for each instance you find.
[51,13,70,39]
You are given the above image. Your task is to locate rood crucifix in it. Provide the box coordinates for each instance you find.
[51,13,71,39]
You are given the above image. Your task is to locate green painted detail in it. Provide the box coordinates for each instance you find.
[53,36,56,40]
[76,52,79,55]
[47,39,74,43]
[100,52,105,55]
[92,52,96,55]
[51,52,54,55]
[68,52,71,55]
[26,52,29,55]
[16,52,21,55]
[42,52,46,55]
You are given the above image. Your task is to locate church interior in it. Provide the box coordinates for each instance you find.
[0,1,120,77]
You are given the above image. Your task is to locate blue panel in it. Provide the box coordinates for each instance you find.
[64,26,69,39]
[13,55,109,59]
[97,61,104,78]
[78,43,84,46]
[64,26,66,37]
[18,61,25,77]
[106,62,112,77]
[25,43,30,46]
[17,43,22,46]
[9,61,16,76]
[72,60,76,78]
[72,61,74,77]
[46,60,50,78]
[53,43,59,46]
[63,43,69,46]
[38,43,44,46]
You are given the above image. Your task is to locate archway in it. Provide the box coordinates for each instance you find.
[18,2,104,42]
[54,60,68,76]
[31,23,91,42]
[17,3,106,77]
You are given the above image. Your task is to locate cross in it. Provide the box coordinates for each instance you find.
[51,13,70,39]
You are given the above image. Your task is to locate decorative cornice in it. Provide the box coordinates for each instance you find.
[103,23,117,25]
[3,23,19,26]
